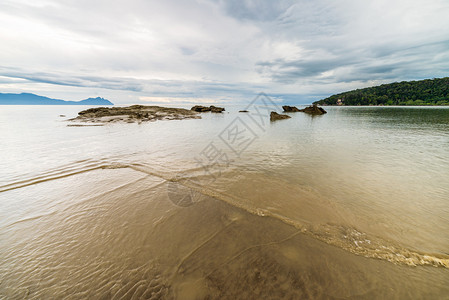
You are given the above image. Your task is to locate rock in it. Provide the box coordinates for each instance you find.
[191,105,210,112]
[239,110,249,113]
[191,105,225,113]
[210,105,225,113]
[59,114,66,117]
[270,111,291,121]
[282,105,300,112]
[300,104,327,115]
[70,105,200,124]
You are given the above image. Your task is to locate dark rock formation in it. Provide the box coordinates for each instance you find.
[239,110,249,113]
[300,104,327,115]
[270,111,291,121]
[190,105,210,112]
[70,105,200,124]
[282,105,301,112]
[210,105,225,113]
[191,105,225,113]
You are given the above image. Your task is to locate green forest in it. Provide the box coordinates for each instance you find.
[314,77,449,106]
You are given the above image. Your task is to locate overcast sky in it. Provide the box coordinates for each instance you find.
[1,0,449,104]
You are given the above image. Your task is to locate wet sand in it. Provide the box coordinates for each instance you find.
[1,166,448,299]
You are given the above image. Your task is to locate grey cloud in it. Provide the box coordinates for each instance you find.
[256,37,449,85]
[180,47,196,56]
[0,67,268,102]
[256,56,357,83]
[214,0,295,22]
[0,69,144,92]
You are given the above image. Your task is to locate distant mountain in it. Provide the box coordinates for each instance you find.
[0,93,113,105]
[314,77,449,106]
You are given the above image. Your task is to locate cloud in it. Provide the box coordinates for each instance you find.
[0,67,144,92]
[0,0,448,104]
[214,0,296,22]
[254,0,449,86]
[139,96,219,104]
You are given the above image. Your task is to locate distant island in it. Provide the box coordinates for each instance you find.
[0,93,113,105]
[314,77,449,106]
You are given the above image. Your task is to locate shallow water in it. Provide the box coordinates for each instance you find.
[0,104,448,298]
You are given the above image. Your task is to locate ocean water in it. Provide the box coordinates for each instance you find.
[0,103,448,299]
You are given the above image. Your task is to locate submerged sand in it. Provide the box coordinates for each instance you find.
[1,164,448,299]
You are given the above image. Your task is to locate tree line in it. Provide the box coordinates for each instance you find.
[314,77,449,106]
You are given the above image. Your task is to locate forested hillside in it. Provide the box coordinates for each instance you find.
[314,77,449,106]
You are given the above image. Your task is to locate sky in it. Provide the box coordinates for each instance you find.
[1,0,449,105]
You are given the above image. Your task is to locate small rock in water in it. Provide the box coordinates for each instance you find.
[300,104,327,115]
[210,105,225,113]
[191,105,211,112]
[191,105,225,113]
[270,111,291,121]
[282,106,300,112]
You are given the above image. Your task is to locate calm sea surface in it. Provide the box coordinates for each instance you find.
[0,105,448,299]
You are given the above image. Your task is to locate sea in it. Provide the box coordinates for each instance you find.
[1,101,448,299]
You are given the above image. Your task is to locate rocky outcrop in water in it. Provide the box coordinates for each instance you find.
[210,106,225,113]
[282,104,327,114]
[300,104,327,115]
[70,105,200,124]
[282,105,301,112]
[270,112,291,121]
[191,105,209,112]
[191,105,225,113]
